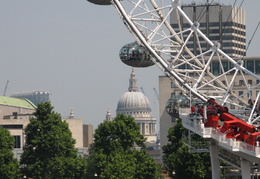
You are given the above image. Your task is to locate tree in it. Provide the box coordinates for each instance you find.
[86,114,161,179]
[0,127,20,179]
[163,119,211,179]
[20,102,86,179]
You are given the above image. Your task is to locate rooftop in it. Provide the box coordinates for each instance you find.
[0,96,37,109]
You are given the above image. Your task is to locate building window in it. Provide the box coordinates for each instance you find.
[13,136,21,148]
[0,125,23,129]
[229,62,235,74]
[142,124,145,134]
[248,80,253,85]
[212,61,220,75]
[256,61,260,74]
[171,116,176,123]
[209,29,219,34]
[178,63,186,69]
[222,61,229,72]
[146,125,149,133]
[230,104,235,109]
[239,80,245,86]
[13,112,18,119]
[246,60,254,72]
[239,91,243,96]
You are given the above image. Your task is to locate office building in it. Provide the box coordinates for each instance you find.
[171,2,246,57]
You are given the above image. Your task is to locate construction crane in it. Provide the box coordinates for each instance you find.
[153,88,160,143]
[3,80,9,96]
[140,87,146,95]
[153,88,159,101]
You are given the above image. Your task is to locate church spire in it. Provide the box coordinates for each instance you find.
[69,107,74,119]
[105,106,113,121]
[128,67,138,92]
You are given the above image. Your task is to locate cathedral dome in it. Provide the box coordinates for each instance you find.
[116,68,152,116]
[115,68,157,144]
[117,91,151,113]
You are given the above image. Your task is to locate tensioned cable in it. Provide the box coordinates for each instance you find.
[241,21,260,60]
[219,0,244,45]
[246,21,260,52]
[218,0,238,44]
[196,0,216,22]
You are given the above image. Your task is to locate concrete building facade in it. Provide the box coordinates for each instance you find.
[0,96,93,160]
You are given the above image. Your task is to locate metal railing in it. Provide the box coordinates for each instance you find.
[182,130,210,153]
[182,116,260,158]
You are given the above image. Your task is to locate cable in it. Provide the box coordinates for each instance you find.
[246,21,260,52]
[196,0,216,22]
[242,21,260,60]
[219,0,239,44]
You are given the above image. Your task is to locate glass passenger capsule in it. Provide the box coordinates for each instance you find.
[87,0,112,5]
[119,42,154,68]
[165,93,189,117]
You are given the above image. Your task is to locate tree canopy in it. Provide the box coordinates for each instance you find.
[86,114,161,179]
[0,127,20,179]
[20,102,86,179]
[163,119,211,179]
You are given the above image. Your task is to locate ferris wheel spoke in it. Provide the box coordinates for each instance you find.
[111,0,260,124]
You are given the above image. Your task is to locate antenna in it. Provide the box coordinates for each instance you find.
[3,80,9,96]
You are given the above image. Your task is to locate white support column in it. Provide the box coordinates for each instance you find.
[241,159,250,179]
[210,140,220,179]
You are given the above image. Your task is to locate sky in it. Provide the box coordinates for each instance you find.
[0,0,259,129]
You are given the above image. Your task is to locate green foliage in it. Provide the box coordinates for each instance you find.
[20,102,86,179]
[93,114,146,154]
[163,119,211,179]
[133,150,161,179]
[0,127,20,179]
[86,114,161,179]
[100,150,136,179]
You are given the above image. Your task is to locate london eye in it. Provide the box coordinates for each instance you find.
[88,0,260,178]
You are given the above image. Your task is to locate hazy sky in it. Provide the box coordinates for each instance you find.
[0,0,259,129]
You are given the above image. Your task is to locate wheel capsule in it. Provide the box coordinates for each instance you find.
[119,42,154,68]
[87,0,112,5]
[165,93,189,117]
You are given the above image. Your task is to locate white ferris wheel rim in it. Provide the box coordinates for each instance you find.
[111,0,260,125]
